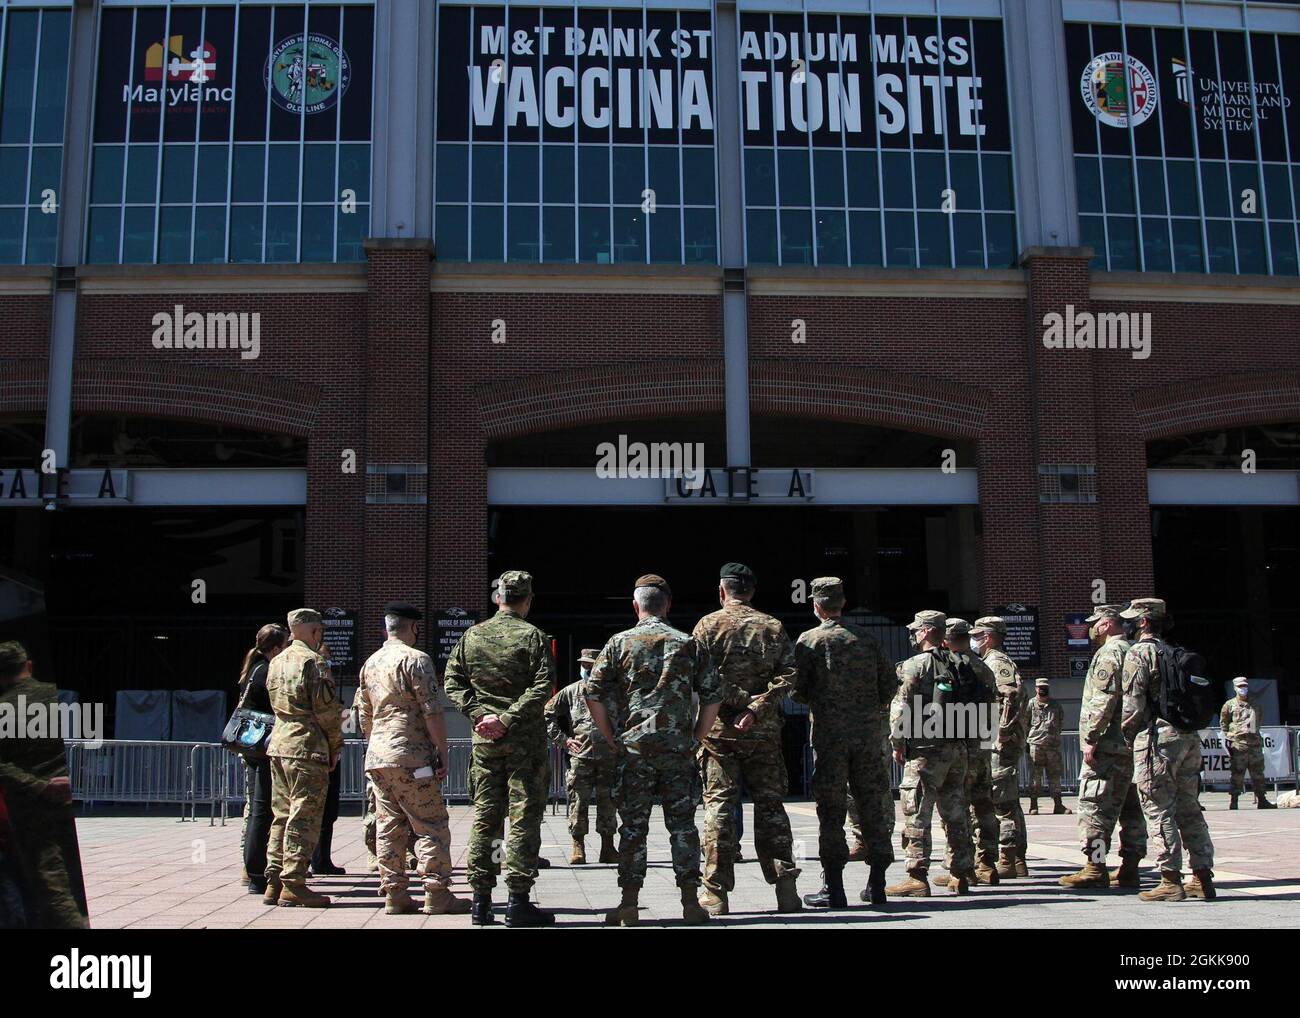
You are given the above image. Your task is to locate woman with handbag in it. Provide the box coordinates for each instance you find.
[236,624,288,895]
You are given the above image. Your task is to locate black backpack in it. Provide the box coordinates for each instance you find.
[946,652,996,707]
[1152,642,1217,732]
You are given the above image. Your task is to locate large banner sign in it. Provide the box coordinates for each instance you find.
[1199,727,1292,785]
[738,13,1010,149]
[437,6,715,145]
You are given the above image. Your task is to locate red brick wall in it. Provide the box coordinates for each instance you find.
[0,294,54,415]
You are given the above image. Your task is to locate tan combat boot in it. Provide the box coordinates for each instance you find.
[886,870,931,897]
[423,886,473,915]
[681,886,710,925]
[1059,861,1109,889]
[995,850,1018,880]
[1014,854,1029,878]
[930,872,953,888]
[385,888,418,915]
[278,881,331,908]
[947,872,971,895]
[974,860,1000,885]
[570,838,587,865]
[774,875,803,913]
[261,876,283,906]
[1110,855,1142,889]
[605,886,640,926]
[598,832,618,863]
[1184,870,1216,900]
[698,886,729,915]
[1139,871,1186,902]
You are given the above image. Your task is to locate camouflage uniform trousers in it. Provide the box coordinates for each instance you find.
[265,757,329,883]
[899,742,974,876]
[1027,744,1064,798]
[7,801,89,928]
[565,756,618,840]
[467,738,548,894]
[1227,739,1267,797]
[613,750,702,888]
[948,746,998,869]
[701,738,800,893]
[368,766,454,894]
[990,747,1027,856]
[848,738,897,846]
[1134,727,1214,874]
[1076,746,1146,860]
[812,738,892,869]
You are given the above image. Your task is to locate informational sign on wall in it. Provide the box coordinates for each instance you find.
[434,608,480,672]
[321,607,358,677]
[994,603,1040,668]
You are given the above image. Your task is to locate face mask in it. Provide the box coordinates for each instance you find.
[580,667,590,681]
[1236,689,1247,698]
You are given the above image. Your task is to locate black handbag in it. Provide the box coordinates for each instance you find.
[222,680,275,759]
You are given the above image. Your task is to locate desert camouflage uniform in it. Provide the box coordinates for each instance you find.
[585,616,721,888]
[1220,696,1267,797]
[1076,635,1146,860]
[846,718,896,847]
[794,618,896,870]
[982,647,1029,857]
[357,637,454,895]
[444,606,556,894]
[890,649,974,876]
[948,650,999,871]
[545,682,617,841]
[1122,639,1214,874]
[693,602,800,893]
[1027,696,1066,798]
[265,639,344,883]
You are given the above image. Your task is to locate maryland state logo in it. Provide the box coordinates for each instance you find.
[265,32,350,115]
[1080,51,1157,128]
[144,35,218,84]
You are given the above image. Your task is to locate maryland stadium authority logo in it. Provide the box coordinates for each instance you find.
[265,32,350,115]
[145,34,218,84]
[1080,52,1157,128]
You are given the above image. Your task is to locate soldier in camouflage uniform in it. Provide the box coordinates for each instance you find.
[971,616,1032,879]
[1061,603,1146,890]
[546,648,619,865]
[939,618,1000,887]
[264,609,344,908]
[1026,677,1071,815]
[792,578,897,908]
[1120,598,1216,902]
[444,570,557,927]
[1222,677,1275,809]
[357,601,470,916]
[585,574,722,925]
[692,562,802,915]
[887,610,976,897]
[0,642,89,928]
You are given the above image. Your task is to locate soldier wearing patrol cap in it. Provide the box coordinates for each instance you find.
[971,615,1032,879]
[886,610,976,897]
[444,570,558,927]
[1061,603,1147,890]
[1120,598,1216,902]
[692,563,802,915]
[263,609,344,908]
[545,646,619,865]
[1221,677,1275,810]
[356,601,470,916]
[1026,677,1071,815]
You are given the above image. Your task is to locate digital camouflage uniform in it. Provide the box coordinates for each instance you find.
[545,681,617,841]
[890,647,975,878]
[585,616,722,888]
[0,670,90,928]
[444,600,556,894]
[1221,694,1267,797]
[693,601,800,893]
[947,648,999,871]
[1027,695,1066,799]
[357,637,454,895]
[265,638,344,883]
[981,645,1030,859]
[1076,634,1146,861]
[1122,637,1214,875]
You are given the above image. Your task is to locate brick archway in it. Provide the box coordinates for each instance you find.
[1135,370,1300,439]
[72,362,322,436]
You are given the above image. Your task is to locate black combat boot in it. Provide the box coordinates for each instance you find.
[803,867,848,909]
[1229,793,1239,810]
[470,891,495,926]
[504,893,556,927]
[1257,795,1276,809]
[864,863,888,904]
[310,828,345,876]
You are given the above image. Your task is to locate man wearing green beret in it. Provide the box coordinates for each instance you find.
[692,563,802,914]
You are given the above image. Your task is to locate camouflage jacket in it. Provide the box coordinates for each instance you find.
[266,639,344,764]
[692,601,795,744]
[0,676,70,807]
[443,607,556,745]
[357,638,442,770]
[1220,696,1264,747]
[1120,637,1177,745]
[982,647,1030,754]
[793,618,896,749]
[585,616,721,757]
[1027,698,1064,747]
[1079,635,1130,753]
[890,648,959,753]
[545,680,612,761]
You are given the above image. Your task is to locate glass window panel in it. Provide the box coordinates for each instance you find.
[1137,159,1167,216]
[508,145,539,205]
[302,145,337,204]
[338,145,370,203]
[881,152,912,209]
[436,144,469,203]
[777,148,810,207]
[1167,161,1200,217]
[578,205,610,263]
[542,145,573,205]
[848,210,882,266]
[122,206,155,262]
[612,146,643,206]
[1268,222,1297,276]
[913,152,946,211]
[27,146,59,206]
[814,209,847,265]
[195,145,229,204]
[232,145,265,203]
[33,10,69,145]
[1264,164,1293,220]
[230,206,264,263]
[472,144,505,204]
[813,149,844,208]
[1106,215,1138,271]
[953,213,984,268]
[471,205,504,261]
[193,205,227,263]
[125,145,158,204]
[1080,214,1107,270]
[683,207,715,264]
[884,211,915,267]
[24,207,55,264]
[746,209,777,264]
[612,206,645,263]
[161,145,195,205]
[265,205,298,262]
[542,205,574,262]
[650,207,681,263]
[1076,156,1102,215]
[1101,157,1134,215]
[1141,218,1172,273]
[90,146,124,205]
[917,212,951,267]
[0,12,37,145]
[981,154,1014,212]
[158,206,191,263]
[507,205,539,262]
[301,204,335,262]
[0,209,22,262]
[1200,162,1230,219]
[1229,162,1260,219]
[1172,219,1205,273]
[86,206,122,263]
[266,145,301,204]
[985,214,1016,269]
[681,147,713,206]
[648,147,680,205]
[578,146,609,205]
[435,204,468,261]
[337,205,366,262]
[845,151,879,208]
[1235,220,1267,275]
[745,148,776,207]
[1206,219,1235,274]
[780,208,812,265]
[0,148,26,204]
